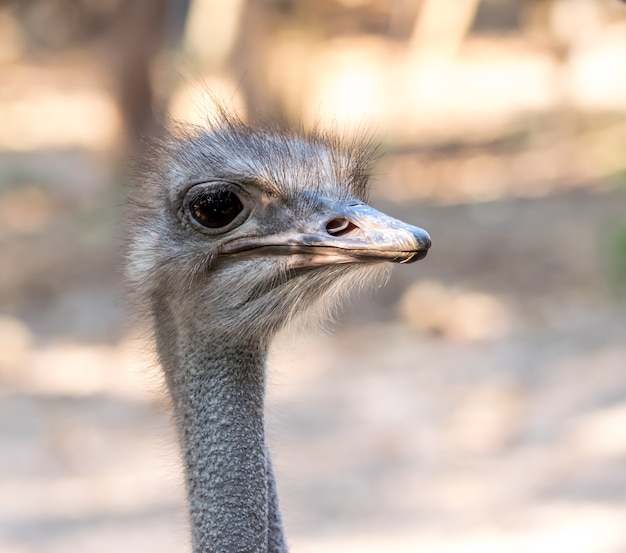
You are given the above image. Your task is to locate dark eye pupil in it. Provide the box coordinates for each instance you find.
[191,190,244,229]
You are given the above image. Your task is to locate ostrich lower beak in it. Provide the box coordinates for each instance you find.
[221,201,431,266]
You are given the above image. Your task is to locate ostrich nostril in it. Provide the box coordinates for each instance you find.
[326,217,360,237]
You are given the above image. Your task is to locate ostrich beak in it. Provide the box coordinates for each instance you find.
[221,201,431,266]
[302,201,431,264]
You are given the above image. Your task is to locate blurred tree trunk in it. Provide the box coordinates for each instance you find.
[109,0,169,157]
[410,0,480,57]
[230,0,285,125]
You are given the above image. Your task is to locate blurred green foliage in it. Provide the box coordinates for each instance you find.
[605,168,626,292]
[609,220,626,292]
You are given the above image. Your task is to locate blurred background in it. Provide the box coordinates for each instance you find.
[1,0,626,552]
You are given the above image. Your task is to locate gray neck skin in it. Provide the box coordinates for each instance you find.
[153,299,288,553]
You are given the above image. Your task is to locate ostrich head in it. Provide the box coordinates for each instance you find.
[127,112,430,344]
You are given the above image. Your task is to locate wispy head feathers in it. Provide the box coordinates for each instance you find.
[125,104,382,343]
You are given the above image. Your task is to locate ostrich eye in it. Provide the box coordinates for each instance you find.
[190,189,244,230]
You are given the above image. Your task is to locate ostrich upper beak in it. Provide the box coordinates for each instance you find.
[221,201,431,266]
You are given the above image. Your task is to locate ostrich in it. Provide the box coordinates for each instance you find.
[126,110,430,553]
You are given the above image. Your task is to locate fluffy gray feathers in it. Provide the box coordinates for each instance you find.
[126,109,383,343]
[124,106,416,553]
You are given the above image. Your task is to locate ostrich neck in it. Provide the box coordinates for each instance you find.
[153,298,288,553]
